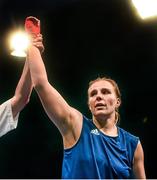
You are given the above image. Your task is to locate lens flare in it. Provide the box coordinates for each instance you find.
[10,31,30,57]
[132,0,157,19]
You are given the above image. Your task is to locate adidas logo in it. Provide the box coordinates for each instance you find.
[91,129,100,135]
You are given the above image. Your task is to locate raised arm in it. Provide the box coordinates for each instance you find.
[0,60,32,137]
[27,36,82,148]
[27,43,82,132]
[11,60,33,118]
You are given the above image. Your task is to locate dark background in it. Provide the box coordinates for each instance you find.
[0,0,157,178]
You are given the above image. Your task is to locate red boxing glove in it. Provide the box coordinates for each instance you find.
[25,16,40,35]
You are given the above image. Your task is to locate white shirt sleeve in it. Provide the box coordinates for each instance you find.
[0,99,19,137]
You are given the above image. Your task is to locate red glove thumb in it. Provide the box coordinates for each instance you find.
[25,16,40,35]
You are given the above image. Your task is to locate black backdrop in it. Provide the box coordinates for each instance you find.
[0,0,157,178]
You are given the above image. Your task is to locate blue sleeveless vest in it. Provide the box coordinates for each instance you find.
[62,116,139,179]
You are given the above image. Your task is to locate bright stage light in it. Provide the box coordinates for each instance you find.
[132,0,157,19]
[10,31,30,57]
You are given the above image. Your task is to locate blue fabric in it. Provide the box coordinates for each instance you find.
[62,115,139,179]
